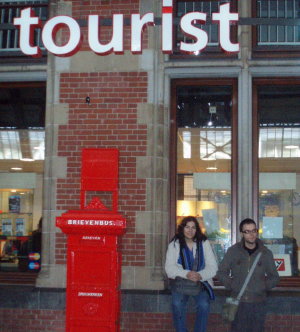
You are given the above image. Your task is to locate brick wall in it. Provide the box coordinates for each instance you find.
[72,0,140,17]
[56,71,148,266]
[1,309,299,332]
[265,314,300,332]
[120,312,231,331]
[69,0,148,51]
[0,309,65,332]
[120,313,300,332]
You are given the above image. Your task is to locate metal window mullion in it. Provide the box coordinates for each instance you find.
[288,127,293,158]
[7,6,14,48]
[284,0,288,42]
[266,128,269,158]
[267,0,271,43]
[0,7,4,23]
[276,128,279,158]
[258,0,262,42]
[282,127,287,158]
[8,4,13,23]
[0,8,5,48]
[281,127,285,158]
[36,6,42,45]
[276,0,279,42]
[209,1,212,43]
[13,6,21,48]
[286,128,291,158]
[184,2,187,43]
[294,0,297,42]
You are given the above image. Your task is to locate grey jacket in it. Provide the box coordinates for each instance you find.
[217,239,279,302]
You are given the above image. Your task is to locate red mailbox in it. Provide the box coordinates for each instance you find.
[56,149,126,332]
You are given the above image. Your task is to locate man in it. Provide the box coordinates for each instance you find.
[217,218,279,332]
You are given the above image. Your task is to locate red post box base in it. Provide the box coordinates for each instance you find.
[57,211,125,332]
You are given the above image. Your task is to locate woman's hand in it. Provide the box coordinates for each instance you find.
[186,271,202,282]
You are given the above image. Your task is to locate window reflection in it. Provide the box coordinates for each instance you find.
[0,83,45,273]
[257,83,300,277]
[176,84,233,263]
[0,130,45,161]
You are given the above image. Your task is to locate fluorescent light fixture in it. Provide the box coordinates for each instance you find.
[20,158,34,161]
[182,131,191,159]
[206,167,218,170]
[11,167,23,171]
[285,145,299,149]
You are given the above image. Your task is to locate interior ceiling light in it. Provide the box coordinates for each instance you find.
[285,145,299,149]
[20,158,34,161]
[11,167,23,171]
[207,105,216,126]
[206,167,218,170]
[207,113,213,126]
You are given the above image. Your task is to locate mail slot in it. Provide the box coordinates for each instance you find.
[56,149,126,332]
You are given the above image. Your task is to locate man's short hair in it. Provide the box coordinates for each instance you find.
[239,218,257,232]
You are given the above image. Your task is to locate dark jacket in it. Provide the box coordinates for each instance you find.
[217,239,279,303]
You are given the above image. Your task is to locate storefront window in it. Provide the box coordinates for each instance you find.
[255,81,300,277]
[0,82,45,273]
[173,80,237,263]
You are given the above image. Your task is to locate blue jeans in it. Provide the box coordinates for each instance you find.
[171,290,210,332]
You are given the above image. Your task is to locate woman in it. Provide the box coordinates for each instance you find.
[165,216,218,332]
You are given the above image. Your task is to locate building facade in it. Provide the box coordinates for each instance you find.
[0,0,300,331]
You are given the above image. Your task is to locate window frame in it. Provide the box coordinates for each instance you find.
[0,81,46,284]
[170,78,238,242]
[0,1,48,62]
[253,77,300,287]
[252,0,300,58]
[171,0,239,59]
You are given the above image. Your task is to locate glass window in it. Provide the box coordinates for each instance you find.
[255,0,300,46]
[0,0,48,53]
[173,80,237,263]
[174,0,237,56]
[0,83,45,273]
[255,81,300,277]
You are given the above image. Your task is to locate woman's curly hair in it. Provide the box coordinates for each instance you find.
[172,216,207,247]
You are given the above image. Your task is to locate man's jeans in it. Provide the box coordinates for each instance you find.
[171,290,210,332]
